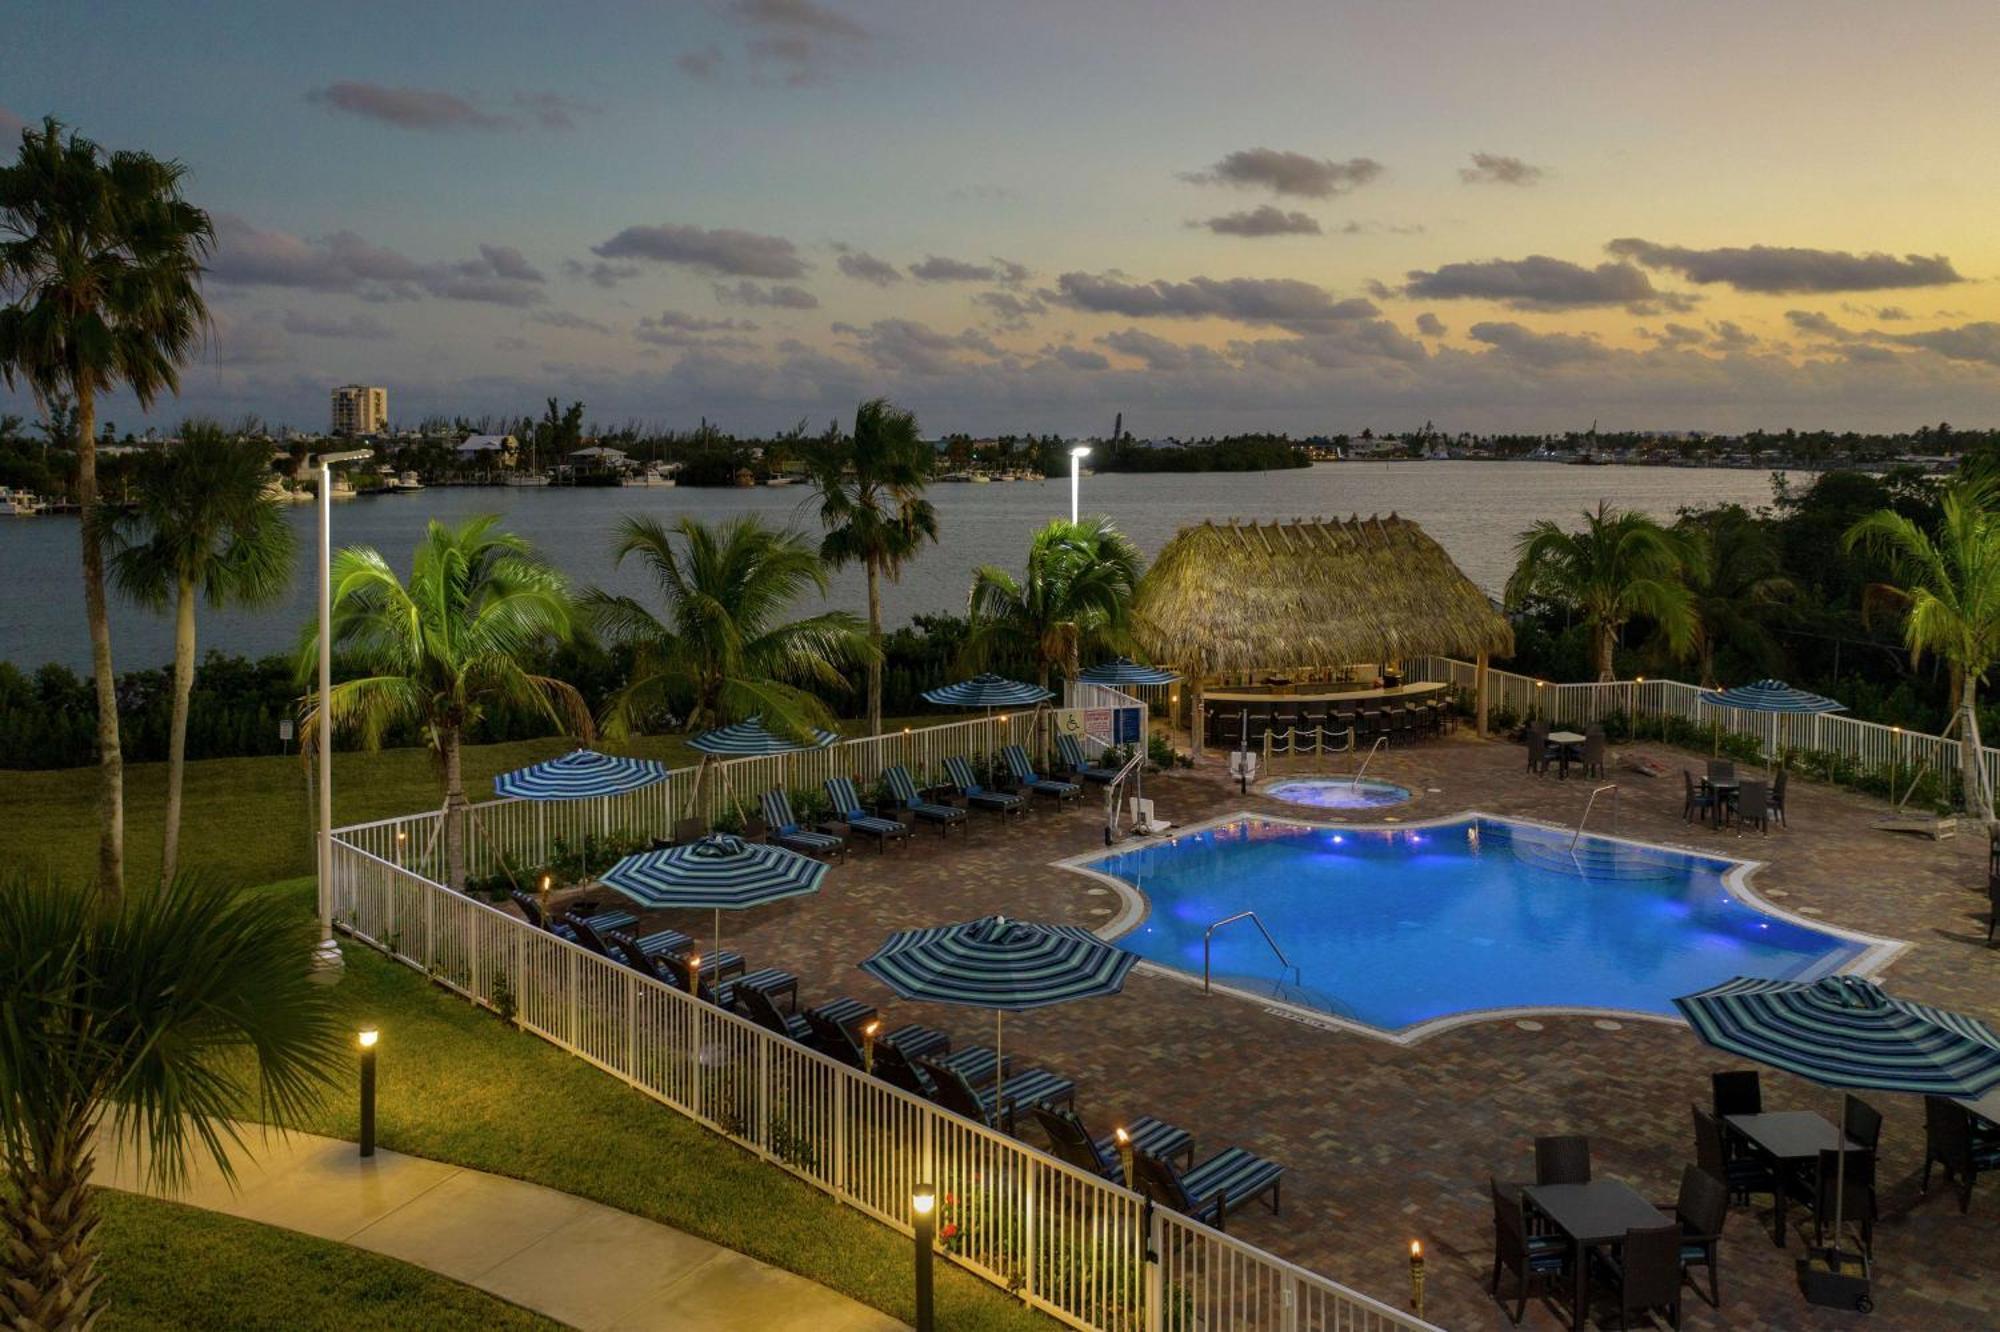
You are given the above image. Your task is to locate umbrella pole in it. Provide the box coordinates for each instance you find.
[715,907,723,974]
[1831,1092,1848,1266]
[995,1011,1004,1089]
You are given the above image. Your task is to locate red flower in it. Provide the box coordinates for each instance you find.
[940,1223,959,1239]
[944,1192,958,1205]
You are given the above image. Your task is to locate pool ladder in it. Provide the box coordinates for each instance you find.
[1350,736,1389,789]
[1203,910,1299,994]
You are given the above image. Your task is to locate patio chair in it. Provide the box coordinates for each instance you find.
[1656,1164,1728,1310]
[1580,732,1607,779]
[883,765,967,837]
[917,1055,1075,1135]
[1489,1176,1567,1325]
[1990,868,2000,945]
[802,1005,949,1067]
[1711,1069,1762,1118]
[1588,1223,1682,1331]
[1844,1093,1884,1154]
[1771,767,1789,826]
[1731,779,1771,834]
[1799,1148,1877,1255]
[1533,1134,1592,1186]
[1524,721,1551,775]
[1682,771,1716,825]
[1692,1105,1773,1206]
[758,789,847,860]
[1706,758,1735,786]
[942,755,1026,819]
[1055,733,1120,784]
[823,776,913,852]
[1922,1095,2000,1212]
[1131,1145,1283,1235]
[1030,1104,1194,1182]
[1001,744,1082,806]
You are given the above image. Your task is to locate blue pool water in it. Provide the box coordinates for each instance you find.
[1094,816,1868,1035]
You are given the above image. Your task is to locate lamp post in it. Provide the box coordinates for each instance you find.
[314,448,373,977]
[911,1184,936,1332]
[1068,445,1090,523]
[357,1028,379,1158]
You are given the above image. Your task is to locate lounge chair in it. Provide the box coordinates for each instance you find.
[918,1055,1075,1135]
[1132,1145,1284,1234]
[883,765,967,837]
[824,776,913,852]
[511,889,636,939]
[1001,744,1081,806]
[1922,1094,2000,1212]
[942,755,1026,819]
[758,788,847,860]
[608,931,748,985]
[1055,734,1121,784]
[1031,1104,1193,1182]
[874,1039,1010,1096]
[734,982,812,1040]
[802,1006,950,1067]
[653,947,798,1012]
[567,912,692,961]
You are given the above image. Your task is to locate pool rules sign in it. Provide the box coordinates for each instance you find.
[1055,706,1142,745]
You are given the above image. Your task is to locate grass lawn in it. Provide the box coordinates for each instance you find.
[97,1190,557,1331]
[235,878,1048,1331]
[0,715,964,888]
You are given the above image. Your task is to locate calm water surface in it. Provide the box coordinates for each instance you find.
[0,462,1792,670]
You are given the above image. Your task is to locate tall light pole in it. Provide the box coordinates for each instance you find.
[314,449,372,976]
[1069,444,1091,523]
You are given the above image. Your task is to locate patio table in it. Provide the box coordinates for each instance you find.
[1547,731,1586,779]
[1524,1179,1672,1331]
[1725,1110,1860,1245]
[1701,777,1740,829]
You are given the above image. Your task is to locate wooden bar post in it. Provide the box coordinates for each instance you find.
[1474,652,1491,738]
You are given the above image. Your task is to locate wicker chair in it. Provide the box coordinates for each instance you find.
[1923,1095,2000,1212]
[1488,1177,1566,1324]
[1659,1164,1728,1309]
[1692,1104,1774,1206]
[1711,1070,1762,1118]
[1589,1223,1683,1331]
[1534,1134,1592,1186]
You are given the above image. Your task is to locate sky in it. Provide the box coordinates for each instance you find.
[8,0,2000,437]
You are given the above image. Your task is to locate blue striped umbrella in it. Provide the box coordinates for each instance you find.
[1697,680,1847,715]
[493,749,672,800]
[601,834,829,961]
[1079,657,1180,686]
[1676,974,2000,1245]
[921,674,1053,709]
[861,913,1136,1078]
[687,716,840,756]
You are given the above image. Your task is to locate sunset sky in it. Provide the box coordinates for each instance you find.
[9,0,2000,435]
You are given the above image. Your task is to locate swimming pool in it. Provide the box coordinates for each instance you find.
[1260,776,1412,810]
[1076,814,1898,1041]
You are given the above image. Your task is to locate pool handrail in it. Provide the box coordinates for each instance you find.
[1203,910,1297,993]
[1569,783,1620,853]
[1351,735,1389,788]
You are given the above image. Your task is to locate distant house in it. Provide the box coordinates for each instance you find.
[569,445,628,465]
[456,434,519,466]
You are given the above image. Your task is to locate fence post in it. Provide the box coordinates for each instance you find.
[1143,1204,1164,1332]
[832,1064,847,1197]
[626,969,638,1079]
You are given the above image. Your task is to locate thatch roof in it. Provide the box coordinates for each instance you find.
[1133,516,1513,676]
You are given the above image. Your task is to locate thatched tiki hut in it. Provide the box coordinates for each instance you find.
[1133,516,1514,749]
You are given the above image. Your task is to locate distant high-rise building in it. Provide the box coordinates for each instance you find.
[330,384,388,436]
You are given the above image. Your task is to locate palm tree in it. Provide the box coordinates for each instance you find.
[1,119,214,904]
[802,399,939,735]
[586,515,873,740]
[107,422,296,885]
[1675,505,1794,688]
[1505,501,1698,682]
[304,517,590,888]
[964,517,1145,689]
[1846,477,2000,822]
[0,873,340,1329]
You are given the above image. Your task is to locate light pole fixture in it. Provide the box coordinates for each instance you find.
[357,1028,380,1158]
[314,448,373,977]
[1068,445,1091,524]
[911,1184,936,1332]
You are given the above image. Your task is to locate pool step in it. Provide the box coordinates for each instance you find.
[1503,832,1683,882]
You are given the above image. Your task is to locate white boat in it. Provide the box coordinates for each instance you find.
[970,473,991,483]
[939,471,974,483]
[398,470,426,491]
[619,465,677,487]
[0,487,46,515]
[504,472,551,487]
[764,474,797,486]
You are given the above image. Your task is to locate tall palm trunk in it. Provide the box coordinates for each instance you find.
[865,557,883,736]
[160,572,198,885]
[76,386,124,903]
[1594,619,1618,682]
[0,1117,105,1329]
[1957,672,1994,826]
[441,725,467,889]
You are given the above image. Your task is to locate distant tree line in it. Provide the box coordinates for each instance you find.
[1094,434,1311,473]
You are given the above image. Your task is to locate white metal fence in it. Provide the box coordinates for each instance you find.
[328,716,1438,1332]
[1405,656,1995,800]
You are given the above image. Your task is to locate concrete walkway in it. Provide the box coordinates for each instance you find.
[101,1126,905,1331]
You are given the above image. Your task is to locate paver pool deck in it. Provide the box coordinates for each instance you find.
[548,733,2000,1330]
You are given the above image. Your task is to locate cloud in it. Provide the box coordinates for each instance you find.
[1097,327,1208,372]
[281,310,396,340]
[713,280,819,309]
[1056,271,1378,331]
[208,215,545,305]
[1886,321,2000,366]
[679,46,723,78]
[1708,320,1760,351]
[563,258,644,289]
[1338,220,1427,236]
[1785,309,1853,341]
[911,255,1002,282]
[1843,302,1910,321]
[1467,321,1609,367]
[1050,345,1110,372]
[834,246,902,286]
[1607,238,1963,293]
[832,318,1000,374]
[1182,148,1384,199]
[1195,205,1321,237]
[1414,313,1446,338]
[308,82,509,131]
[528,309,614,335]
[1638,322,1708,349]
[511,92,599,131]
[591,223,807,278]
[636,309,759,349]
[1459,152,1545,186]
[727,0,870,85]
[972,290,1047,330]
[1401,254,1679,312]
